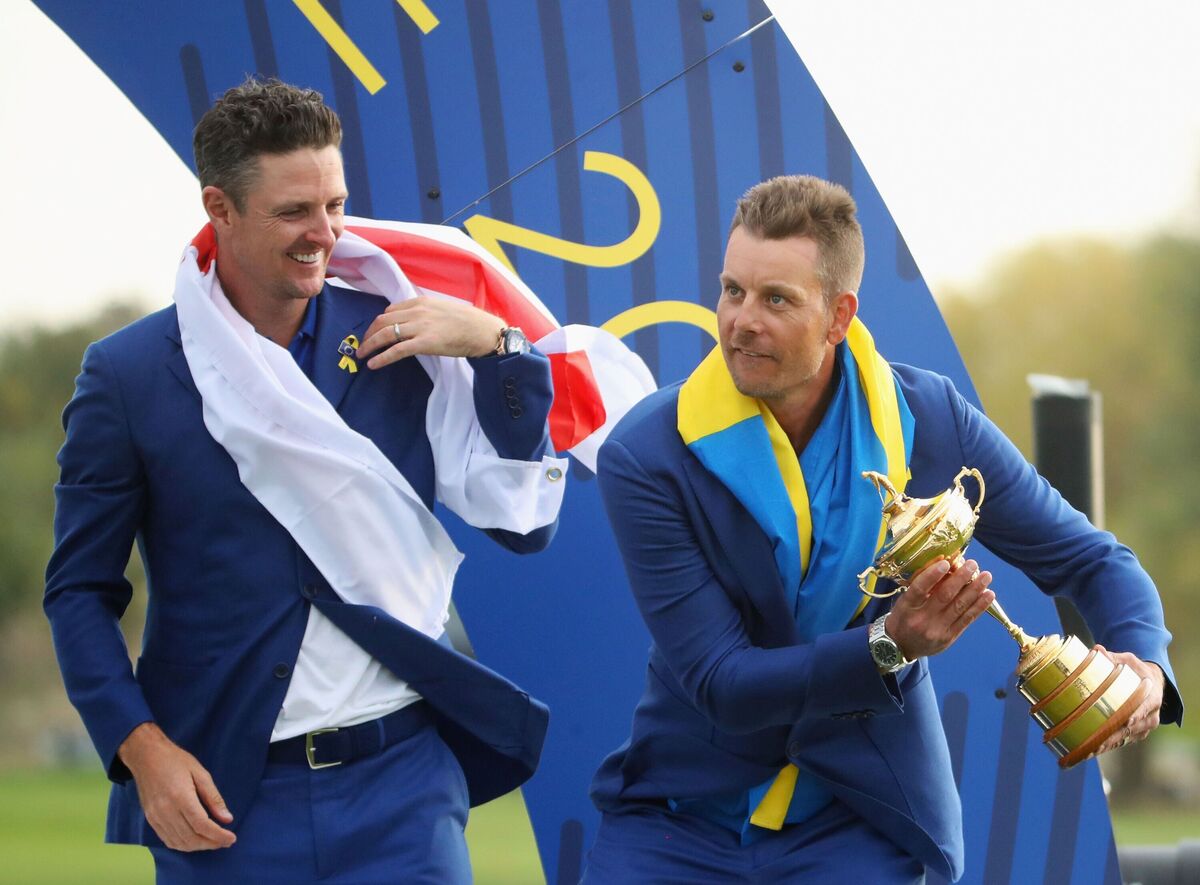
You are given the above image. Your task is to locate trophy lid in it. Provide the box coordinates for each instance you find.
[878,489,953,554]
[872,481,981,578]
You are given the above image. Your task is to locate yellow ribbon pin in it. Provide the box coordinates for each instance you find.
[337,334,359,373]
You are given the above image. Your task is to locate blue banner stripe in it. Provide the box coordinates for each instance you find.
[243,0,278,79]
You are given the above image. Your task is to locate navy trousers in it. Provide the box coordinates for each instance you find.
[150,723,471,884]
[580,799,926,884]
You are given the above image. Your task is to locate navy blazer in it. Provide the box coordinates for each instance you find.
[45,284,558,846]
[590,362,1180,882]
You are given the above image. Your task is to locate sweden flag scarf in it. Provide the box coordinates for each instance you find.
[676,317,914,834]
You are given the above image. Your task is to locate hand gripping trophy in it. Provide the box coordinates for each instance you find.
[858,468,1148,768]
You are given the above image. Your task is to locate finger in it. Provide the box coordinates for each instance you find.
[364,335,432,366]
[366,338,422,369]
[905,559,951,608]
[1127,679,1161,737]
[357,321,410,360]
[932,559,981,607]
[168,809,224,851]
[166,806,223,851]
[142,795,196,851]
[946,568,988,618]
[362,300,428,350]
[1107,685,1161,751]
[194,766,234,825]
[149,809,189,851]
[180,797,237,849]
[948,586,994,636]
[1099,722,1132,756]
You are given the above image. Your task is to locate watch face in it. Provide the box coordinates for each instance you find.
[871,639,901,669]
[503,328,530,354]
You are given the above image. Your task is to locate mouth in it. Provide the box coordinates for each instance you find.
[731,345,773,360]
[287,251,323,265]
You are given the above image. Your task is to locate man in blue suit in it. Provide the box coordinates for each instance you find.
[45,79,565,883]
[582,175,1179,882]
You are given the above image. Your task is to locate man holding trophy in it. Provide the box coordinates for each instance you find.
[582,175,1180,883]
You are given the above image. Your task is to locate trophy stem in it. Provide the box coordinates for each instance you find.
[985,597,1036,653]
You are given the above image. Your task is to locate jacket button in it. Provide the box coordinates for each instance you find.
[510,406,523,418]
[787,740,802,757]
[503,376,516,388]
[301,584,318,600]
[273,663,291,679]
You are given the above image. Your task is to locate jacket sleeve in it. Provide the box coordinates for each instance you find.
[465,345,564,549]
[942,376,1182,724]
[464,347,563,553]
[598,436,904,734]
[43,342,153,781]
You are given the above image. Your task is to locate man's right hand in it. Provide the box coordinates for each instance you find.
[886,557,996,662]
[117,722,236,851]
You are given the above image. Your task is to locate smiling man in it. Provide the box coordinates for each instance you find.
[580,175,1180,883]
[45,79,566,883]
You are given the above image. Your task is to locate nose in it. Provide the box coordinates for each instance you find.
[308,209,340,250]
[731,294,764,335]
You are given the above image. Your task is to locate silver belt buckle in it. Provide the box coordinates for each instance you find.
[305,727,342,769]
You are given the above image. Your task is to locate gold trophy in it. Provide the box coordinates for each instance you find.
[858,468,1147,768]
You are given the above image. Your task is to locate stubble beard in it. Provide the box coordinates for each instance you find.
[725,347,826,404]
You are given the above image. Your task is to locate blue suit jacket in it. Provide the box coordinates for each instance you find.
[45,283,558,846]
[590,363,1180,881]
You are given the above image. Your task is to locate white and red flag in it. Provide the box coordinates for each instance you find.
[189,217,656,471]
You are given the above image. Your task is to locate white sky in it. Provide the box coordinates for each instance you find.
[5,1,1200,327]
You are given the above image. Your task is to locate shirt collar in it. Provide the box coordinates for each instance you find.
[293,295,319,345]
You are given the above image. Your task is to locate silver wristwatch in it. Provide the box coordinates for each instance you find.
[868,613,911,675]
[494,326,531,356]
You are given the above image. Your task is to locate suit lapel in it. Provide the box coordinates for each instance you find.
[681,457,799,646]
[310,285,375,412]
[164,286,376,412]
[164,314,200,402]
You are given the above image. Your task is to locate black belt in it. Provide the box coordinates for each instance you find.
[267,701,432,769]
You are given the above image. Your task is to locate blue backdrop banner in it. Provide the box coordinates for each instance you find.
[35,2,1120,882]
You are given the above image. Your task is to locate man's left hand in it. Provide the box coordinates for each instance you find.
[357,297,505,368]
[1094,647,1165,756]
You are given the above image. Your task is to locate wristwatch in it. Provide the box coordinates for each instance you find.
[868,613,911,675]
[494,326,531,356]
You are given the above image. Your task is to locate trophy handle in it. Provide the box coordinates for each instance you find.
[861,470,903,510]
[858,565,902,598]
[953,467,986,517]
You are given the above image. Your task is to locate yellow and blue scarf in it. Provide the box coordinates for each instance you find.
[674,318,914,837]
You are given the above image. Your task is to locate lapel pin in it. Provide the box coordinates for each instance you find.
[337,334,359,373]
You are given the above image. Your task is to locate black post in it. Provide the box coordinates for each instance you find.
[1028,374,1100,646]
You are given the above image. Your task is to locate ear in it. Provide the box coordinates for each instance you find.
[201,186,237,230]
[826,291,859,345]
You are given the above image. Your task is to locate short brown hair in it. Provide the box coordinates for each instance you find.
[729,175,865,299]
[193,78,343,210]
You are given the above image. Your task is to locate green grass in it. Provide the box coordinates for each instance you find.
[0,767,543,884]
[0,768,152,885]
[1110,804,1200,846]
[9,767,1194,883]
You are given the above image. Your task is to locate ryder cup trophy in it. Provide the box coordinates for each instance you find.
[857,468,1147,768]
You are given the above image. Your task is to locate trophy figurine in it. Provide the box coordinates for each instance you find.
[858,467,1148,769]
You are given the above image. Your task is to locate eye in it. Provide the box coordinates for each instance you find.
[768,293,787,306]
[328,199,346,213]
[279,207,305,220]
[723,284,743,298]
